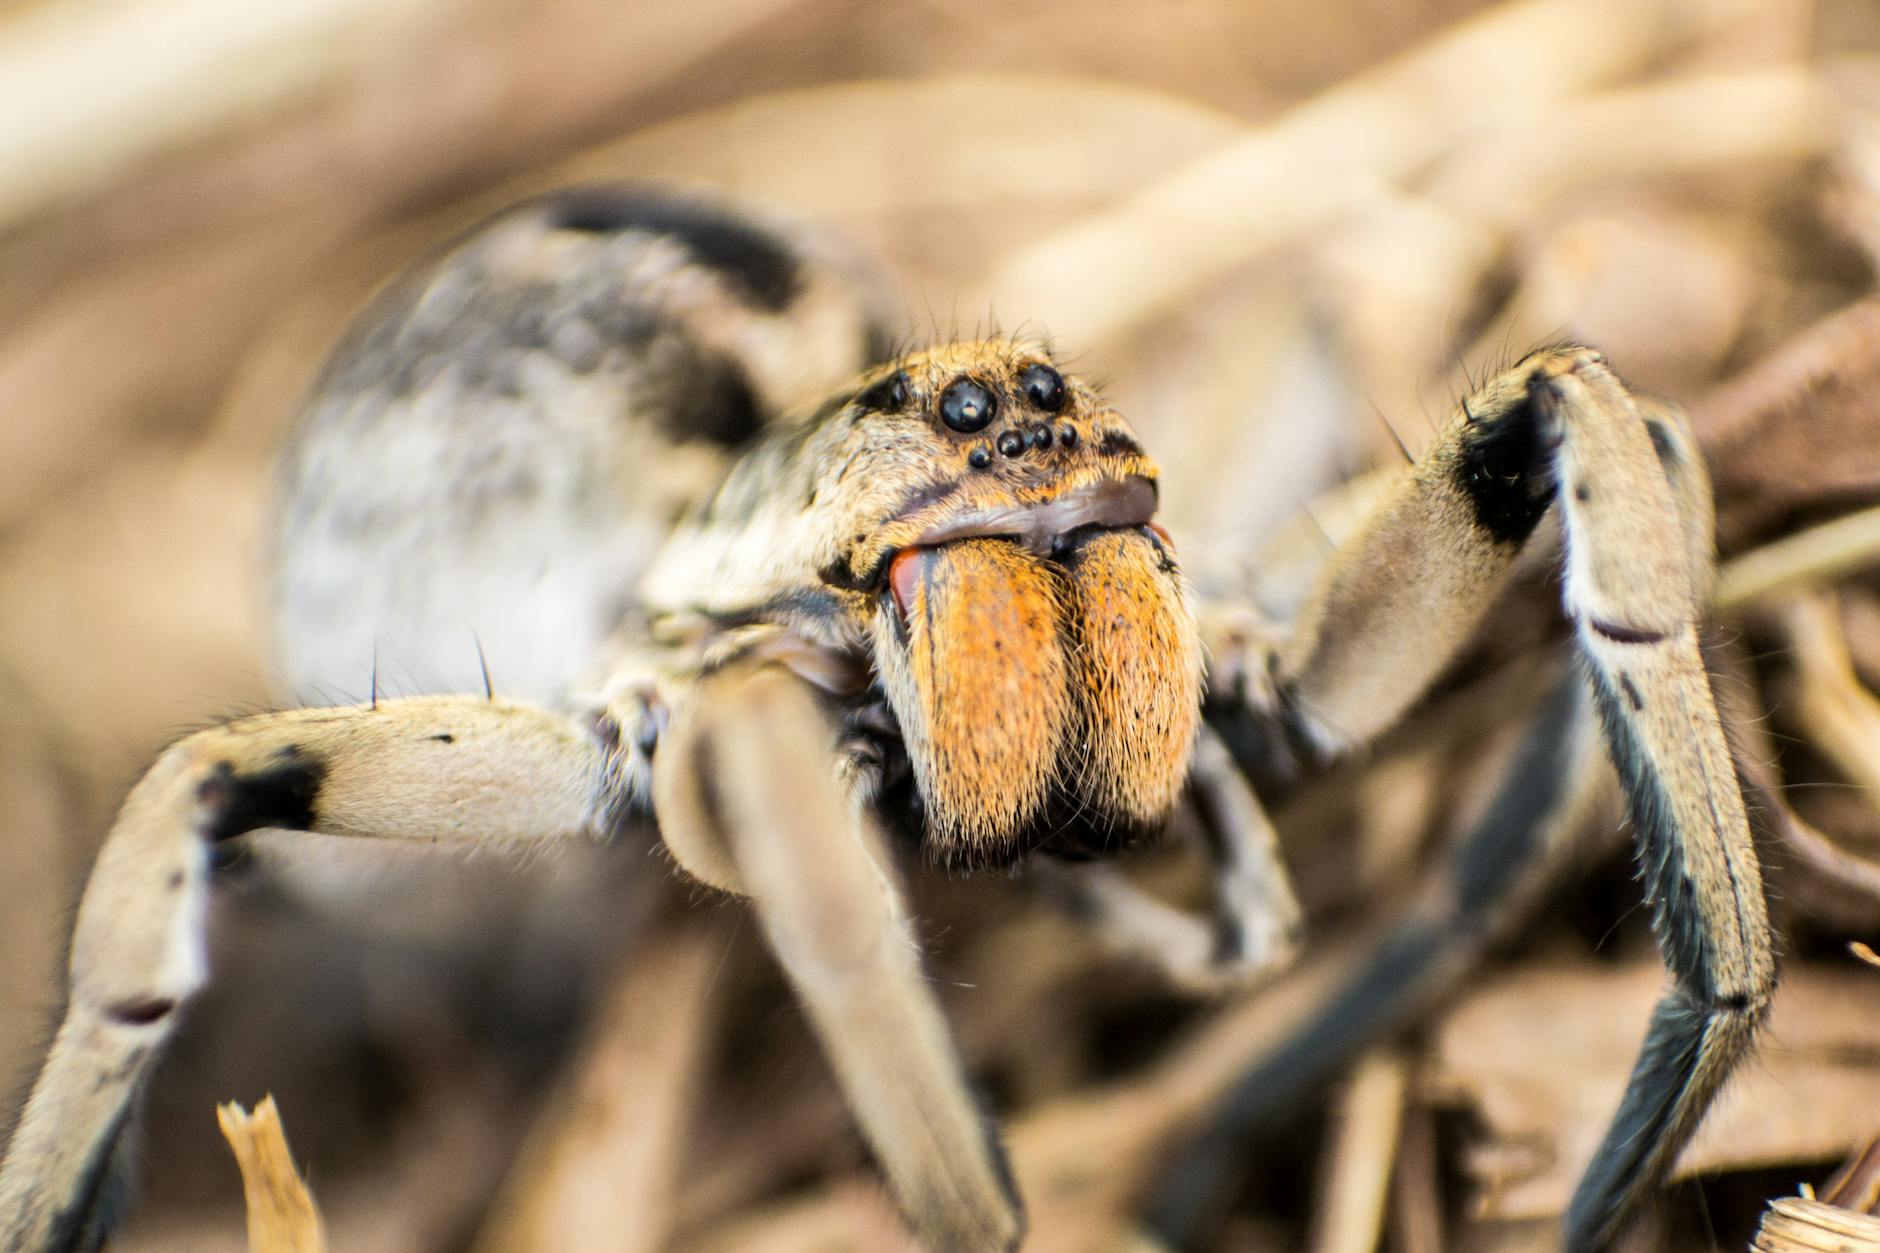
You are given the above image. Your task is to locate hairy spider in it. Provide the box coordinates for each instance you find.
[0,184,1770,1253]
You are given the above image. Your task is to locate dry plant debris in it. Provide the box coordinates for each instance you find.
[470,921,725,1253]
[1426,962,1880,1222]
[214,1096,326,1253]
[1750,1198,1880,1252]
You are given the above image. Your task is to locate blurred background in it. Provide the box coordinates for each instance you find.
[3,0,1880,1249]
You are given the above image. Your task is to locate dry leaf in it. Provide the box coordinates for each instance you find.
[1427,962,1880,1221]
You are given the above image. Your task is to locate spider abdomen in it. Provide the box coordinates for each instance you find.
[268,185,887,705]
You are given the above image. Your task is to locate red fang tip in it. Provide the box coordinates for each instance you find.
[888,547,928,623]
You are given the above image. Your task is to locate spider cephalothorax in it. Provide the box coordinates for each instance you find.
[648,341,1202,865]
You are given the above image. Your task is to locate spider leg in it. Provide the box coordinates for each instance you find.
[1187,725,1305,977]
[1548,358,1775,1252]
[1170,347,1771,1249]
[1033,725,1302,994]
[0,696,629,1253]
[1146,668,1607,1243]
[651,663,1024,1253]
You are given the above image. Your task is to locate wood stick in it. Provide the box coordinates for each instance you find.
[1751,1196,1880,1252]
[1718,507,1880,610]
[1308,1050,1408,1253]
[1424,69,1833,230]
[1389,1103,1446,1253]
[216,1094,327,1253]
[473,921,725,1253]
[973,0,1777,350]
[0,0,435,229]
[1782,595,1880,814]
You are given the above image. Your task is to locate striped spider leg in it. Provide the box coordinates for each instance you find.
[1149,347,1774,1252]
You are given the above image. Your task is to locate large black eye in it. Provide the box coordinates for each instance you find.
[1019,363,1066,412]
[939,377,997,432]
[855,370,909,412]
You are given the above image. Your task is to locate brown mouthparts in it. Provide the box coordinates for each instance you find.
[906,475,1158,557]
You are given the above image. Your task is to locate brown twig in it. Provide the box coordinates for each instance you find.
[473,919,725,1253]
[1719,507,1880,610]
[215,1095,327,1253]
[1784,595,1880,819]
[0,0,435,230]
[1308,1050,1407,1253]
[975,0,1782,349]
[1700,298,1880,553]
[1389,1104,1445,1253]
[1823,1135,1880,1214]
[1709,633,1880,912]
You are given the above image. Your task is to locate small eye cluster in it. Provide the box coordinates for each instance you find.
[856,361,1082,469]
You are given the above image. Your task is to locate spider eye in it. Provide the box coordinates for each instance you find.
[939,377,997,432]
[855,370,909,412]
[1019,363,1066,412]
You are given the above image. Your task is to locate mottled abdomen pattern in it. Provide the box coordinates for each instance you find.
[271,186,887,705]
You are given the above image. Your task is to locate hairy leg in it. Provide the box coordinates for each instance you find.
[0,697,626,1252]
[1146,670,1606,1244]
[1032,725,1302,994]
[1175,348,1772,1250]
[653,664,1023,1253]
[1547,358,1774,1252]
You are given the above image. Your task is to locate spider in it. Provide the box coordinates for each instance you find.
[0,184,1771,1253]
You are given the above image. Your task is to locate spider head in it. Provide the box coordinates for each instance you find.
[648,341,1205,866]
[812,342,1205,866]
